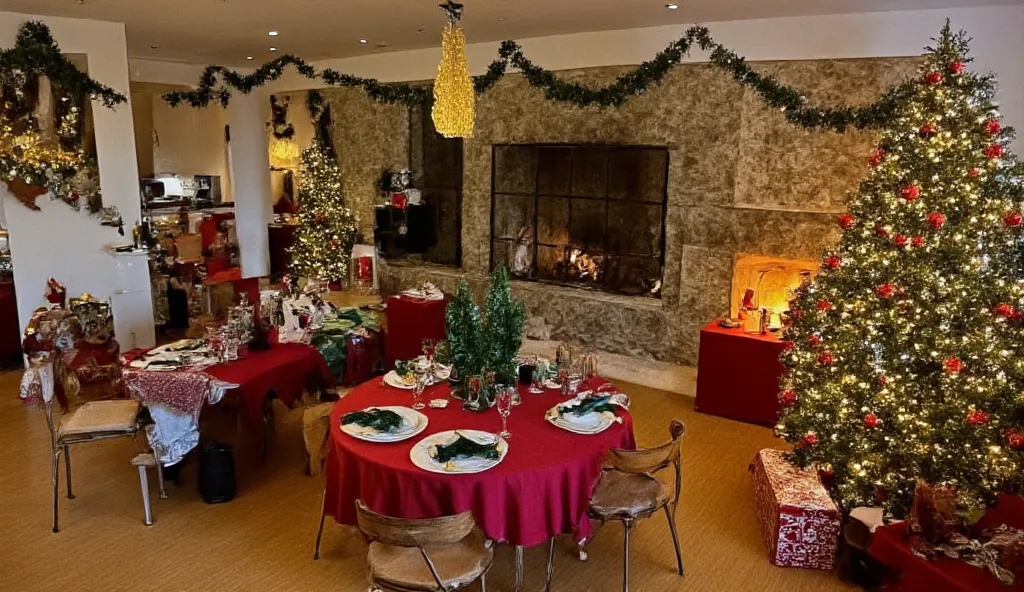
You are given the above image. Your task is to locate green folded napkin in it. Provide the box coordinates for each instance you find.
[432,433,500,463]
[341,409,404,433]
[561,395,618,417]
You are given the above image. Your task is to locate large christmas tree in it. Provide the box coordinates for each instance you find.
[779,24,1024,520]
[288,137,359,281]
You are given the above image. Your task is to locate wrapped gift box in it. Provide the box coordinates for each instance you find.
[751,448,841,569]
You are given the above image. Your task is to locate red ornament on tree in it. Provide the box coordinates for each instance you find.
[924,71,943,85]
[1004,211,1023,228]
[780,390,798,406]
[816,300,833,311]
[994,303,1019,319]
[1006,429,1024,450]
[878,374,889,387]
[863,413,879,429]
[901,184,921,201]
[984,120,1002,135]
[315,214,325,223]
[824,255,841,270]
[869,148,886,167]
[966,409,989,425]
[837,214,855,229]
[920,123,937,137]
[802,432,819,446]
[986,144,1005,159]
[912,236,925,248]
[928,212,947,229]
[876,283,895,299]
[949,61,966,74]
[782,340,795,353]
[943,357,965,375]
[893,234,908,247]
[875,225,891,239]
[817,351,834,366]
[969,167,981,178]
[328,239,340,249]
[809,335,821,346]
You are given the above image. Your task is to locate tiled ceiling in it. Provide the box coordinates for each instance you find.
[3,0,1021,66]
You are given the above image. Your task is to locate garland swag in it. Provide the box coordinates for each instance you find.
[165,24,915,132]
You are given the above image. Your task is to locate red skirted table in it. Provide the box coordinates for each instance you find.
[323,377,635,548]
[694,320,788,426]
[869,494,1024,591]
[383,295,449,371]
[268,224,298,277]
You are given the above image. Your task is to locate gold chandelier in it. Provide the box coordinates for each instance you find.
[432,1,475,138]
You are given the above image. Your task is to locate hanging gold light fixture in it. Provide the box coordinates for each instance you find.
[432,1,475,138]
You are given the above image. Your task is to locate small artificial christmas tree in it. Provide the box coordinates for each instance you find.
[445,278,485,381]
[778,24,1024,520]
[288,137,359,282]
[482,266,527,385]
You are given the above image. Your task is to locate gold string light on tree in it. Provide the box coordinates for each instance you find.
[432,1,475,138]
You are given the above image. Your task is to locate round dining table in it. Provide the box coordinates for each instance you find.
[322,375,636,584]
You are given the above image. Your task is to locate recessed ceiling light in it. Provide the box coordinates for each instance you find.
[359,39,368,44]
[269,47,277,52]
[498,17,506,21]
[417,28,426,34]
[268,30,279,36]
[246,56,254,60]
[149,44,159,49]
[666,3,679,9]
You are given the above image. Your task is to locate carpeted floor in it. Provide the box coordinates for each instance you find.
[0,370,857,592]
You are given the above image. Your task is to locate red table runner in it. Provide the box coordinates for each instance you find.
[870,494,1024,591]
[324,377,635,547]
[694,320,788,426]
[384,295,449,371]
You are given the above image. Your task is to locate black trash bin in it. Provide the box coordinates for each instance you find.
[198,442,236,504]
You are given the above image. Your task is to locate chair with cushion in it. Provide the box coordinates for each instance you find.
[355,500,493,591]
[587,419,686,592]
[26,354,164,532]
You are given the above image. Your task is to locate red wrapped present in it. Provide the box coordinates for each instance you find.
[751,449,841,569]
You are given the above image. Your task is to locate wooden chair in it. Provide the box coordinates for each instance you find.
[29,354,165,532]
[355,500,493,591]
[585,420,686,592]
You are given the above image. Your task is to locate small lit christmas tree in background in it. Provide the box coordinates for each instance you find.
[288,137,359,282]
[778,24,1024,520]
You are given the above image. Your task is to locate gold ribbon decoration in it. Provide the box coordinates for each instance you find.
[432,1,475,138]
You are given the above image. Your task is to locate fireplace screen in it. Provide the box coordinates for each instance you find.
[490,145,668,298]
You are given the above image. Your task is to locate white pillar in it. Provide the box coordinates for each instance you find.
[228,91,273,279]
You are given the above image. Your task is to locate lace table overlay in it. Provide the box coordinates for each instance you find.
[751,449,841,570]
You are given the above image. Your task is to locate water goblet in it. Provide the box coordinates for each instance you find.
[411,373,428,411]
[495,386,513,439]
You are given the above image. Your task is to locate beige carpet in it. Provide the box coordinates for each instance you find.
[0,370,856,592]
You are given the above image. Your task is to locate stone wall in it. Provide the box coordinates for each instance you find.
[323,56,920,365]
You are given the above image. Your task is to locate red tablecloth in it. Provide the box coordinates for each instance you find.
[384,295,449,371]
[206,343,333,422]
[869,494,1024,591]
[268,224,298,277]
[324,377,636,547]
[694,320,788,426]
[0,281,21,358]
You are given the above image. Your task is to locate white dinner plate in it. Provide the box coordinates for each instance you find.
[341,406,428,443]
[546,402,617,435]
[410,430,508,474]
[384,371,417,390]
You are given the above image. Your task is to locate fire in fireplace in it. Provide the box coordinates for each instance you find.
[491,144,668,298]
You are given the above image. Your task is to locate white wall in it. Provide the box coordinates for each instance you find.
[267,5,1024,151]
[0,11,154,349]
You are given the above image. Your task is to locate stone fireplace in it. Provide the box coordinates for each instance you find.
[490,144,667,298]
[319,55,921,368]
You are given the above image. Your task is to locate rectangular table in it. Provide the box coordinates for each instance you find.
[694,320,788,426]
[383,294,449,371]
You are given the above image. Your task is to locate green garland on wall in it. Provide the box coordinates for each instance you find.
[0,21,127,110]
[163,24,925,132]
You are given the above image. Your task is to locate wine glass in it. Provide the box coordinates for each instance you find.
[495,386,513,439]
[411,373,428,410]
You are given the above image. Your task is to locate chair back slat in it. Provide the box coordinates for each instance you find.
[355,500,475,547]
[606,419,685,474]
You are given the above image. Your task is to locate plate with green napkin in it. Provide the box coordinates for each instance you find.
[545,395,624,435]
[410,430,509,474]
[341,406,428,443]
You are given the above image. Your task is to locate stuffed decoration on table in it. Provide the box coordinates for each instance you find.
[751,448,841,570]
